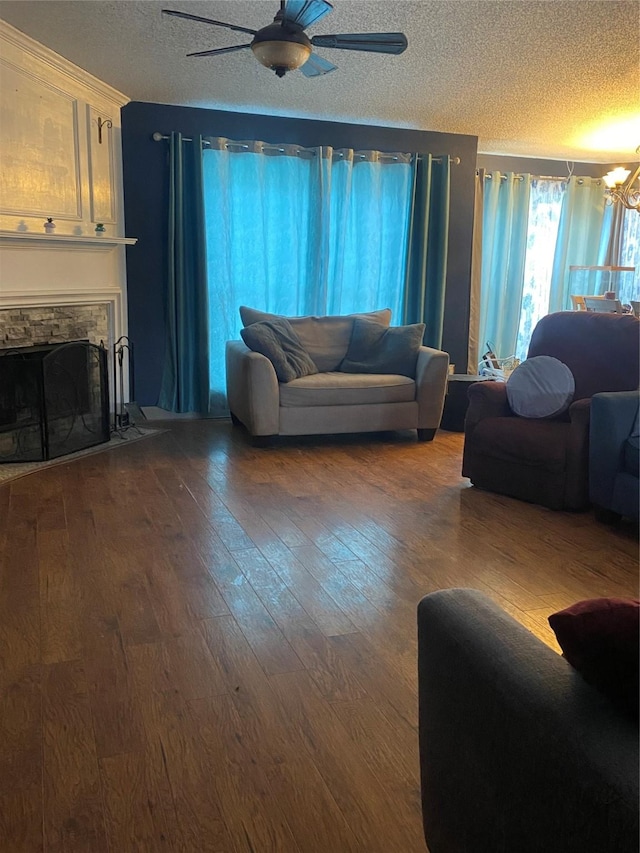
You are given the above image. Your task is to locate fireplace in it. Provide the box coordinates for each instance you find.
[0,340,110,462]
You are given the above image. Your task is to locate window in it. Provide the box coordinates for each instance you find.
[515,179,564,360]
[619,207,640,305]
[202,143,413,412]
[484,176,639,365]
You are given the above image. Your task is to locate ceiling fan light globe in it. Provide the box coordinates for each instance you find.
[251,39,311,72]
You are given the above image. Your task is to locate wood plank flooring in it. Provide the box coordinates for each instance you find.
[1,421,637,852]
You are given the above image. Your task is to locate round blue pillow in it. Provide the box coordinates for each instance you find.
[506,355,575,418]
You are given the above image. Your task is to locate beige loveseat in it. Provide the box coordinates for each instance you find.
[225,307,449,445]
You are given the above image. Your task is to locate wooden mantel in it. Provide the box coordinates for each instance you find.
[0,230,137,249]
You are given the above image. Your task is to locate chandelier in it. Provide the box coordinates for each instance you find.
[603,146,640,212]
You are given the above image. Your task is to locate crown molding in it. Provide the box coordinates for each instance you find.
[0,19,129,108]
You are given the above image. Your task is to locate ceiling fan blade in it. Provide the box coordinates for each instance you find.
[299,52,338,77]
[282,0,333,30]
[162,9,257,36]
[186,44,252,58]
[311,32,408,54]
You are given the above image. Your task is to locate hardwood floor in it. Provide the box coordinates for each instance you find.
[0,421,637,852]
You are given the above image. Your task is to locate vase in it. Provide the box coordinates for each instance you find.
[44,223,55,234]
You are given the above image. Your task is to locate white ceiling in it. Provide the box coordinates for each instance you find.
[1,0,638,162]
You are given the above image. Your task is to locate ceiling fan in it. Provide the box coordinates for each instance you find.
[162,0,408,78]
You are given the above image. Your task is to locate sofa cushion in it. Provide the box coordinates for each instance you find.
[240,318,318,383]
[548,597,640,720]
[339,319,425,378]
[472,417,570,471]
[506,355,575,418]
[239,307,392,372]
[279,371,415,408]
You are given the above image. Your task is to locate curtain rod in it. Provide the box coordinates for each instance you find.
[477,169,602,184]
[153,132,212,147]
[151,132,461,163]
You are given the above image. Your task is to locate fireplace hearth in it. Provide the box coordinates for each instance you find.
[0,340,110,462]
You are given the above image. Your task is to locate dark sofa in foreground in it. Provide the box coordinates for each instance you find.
[417,589,639,853]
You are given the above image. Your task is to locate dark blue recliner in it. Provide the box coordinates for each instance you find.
[590,391,640,522]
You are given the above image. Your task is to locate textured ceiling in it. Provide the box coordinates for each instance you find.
[1,0,638,162]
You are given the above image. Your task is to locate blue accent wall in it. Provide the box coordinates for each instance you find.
[121,101,478,405]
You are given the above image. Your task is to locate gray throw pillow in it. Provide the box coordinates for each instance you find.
[506,355,575,418]
[240,318,318,383]
[339,319,425,377]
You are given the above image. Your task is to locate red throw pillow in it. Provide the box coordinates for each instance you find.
[548,597,640,721]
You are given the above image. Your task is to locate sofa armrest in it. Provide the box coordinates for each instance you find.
[225,340,279,436]
[560,397,592,508]
[568,396,592,428]
[589,391,640,508]
[465,380,512,435]
[418,588,639,853]
[415,346,449,429]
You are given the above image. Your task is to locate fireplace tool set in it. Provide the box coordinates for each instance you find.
[111,335,144,435]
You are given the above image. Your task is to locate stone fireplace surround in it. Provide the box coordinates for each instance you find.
[0,231,130,352]
[0,283,127,406]
[0,229,133,398]
[0,304,110,351]
[0,276,128,403]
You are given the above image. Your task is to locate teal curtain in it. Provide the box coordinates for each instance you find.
[402,154,451,349]
[548,176,607,312]
[467,168,484,373]
[203,140,325,415]
[478,171,532,360]
[598,201,625,267]
[326,149,413,319]
[158,133,210,413]
[202,140,414,414]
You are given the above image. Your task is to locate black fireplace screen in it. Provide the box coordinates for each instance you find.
[0,340,110,462]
